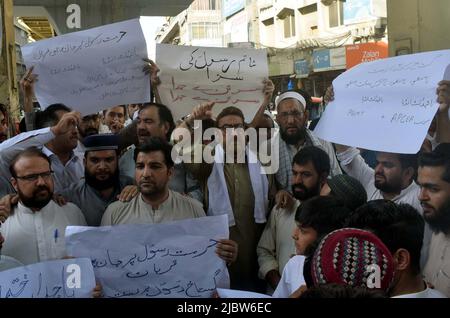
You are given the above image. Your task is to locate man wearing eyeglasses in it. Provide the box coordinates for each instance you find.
[273,90,342,210]
[0,147,87,265]
[176,79,276,293]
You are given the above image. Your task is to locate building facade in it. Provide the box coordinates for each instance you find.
[156,0,223,47]
[387,0,450,56]
[253,0,388,98]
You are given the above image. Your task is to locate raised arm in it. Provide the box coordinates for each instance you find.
[20,66,39,131]
[249,79,274,128]
[143,58,162,104]
[323,84,372,185]
[0,112,81,178]
[436,80,450,144]
[174,102,216,181]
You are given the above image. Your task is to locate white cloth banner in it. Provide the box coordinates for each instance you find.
[0,258,95,298]
[65,215,230,298]
[314,49,450,154]
[156,44,268,122]
[21,17,153,115]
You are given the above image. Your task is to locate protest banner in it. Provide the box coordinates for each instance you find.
[21,17,153,115]
[156,44,268,121]
[314,49,450,153]
[65,215,229,298]
[0,258,95,298]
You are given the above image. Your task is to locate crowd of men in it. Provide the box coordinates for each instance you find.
[0,57,449,299]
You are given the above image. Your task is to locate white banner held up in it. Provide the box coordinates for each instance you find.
[0,258,95,298]
[21,18,152,115]
[156,44,268,122]
[314,49,450,154]
[65,215,230,298]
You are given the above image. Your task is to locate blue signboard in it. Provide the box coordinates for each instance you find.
[313,49,331,71]
[223,0,245,18]
[294,59,310,77]
[344,0,372,25]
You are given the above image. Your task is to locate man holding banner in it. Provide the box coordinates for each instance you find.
[177,92,275,293]
[101,137,237,265]
[273,89,342,210]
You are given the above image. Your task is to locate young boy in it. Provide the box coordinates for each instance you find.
[272,196,352,297]
[346,200,447,298]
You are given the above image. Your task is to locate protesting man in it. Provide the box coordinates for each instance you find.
[418,144,450,297]
[273,89,341,209]
[257,146,330,292]
[0,148,86,265]
[178,78,275,292]
[119,102,203,202]
[57,134,135,226]
[78,114,101,139]
[101,137,237,265]
[100,106,127,134]
[0,105,83,192]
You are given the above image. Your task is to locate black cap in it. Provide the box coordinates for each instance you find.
[327,175,367,211]
[82,134,119,152]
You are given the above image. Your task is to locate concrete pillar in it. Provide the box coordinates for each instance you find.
[0,0,19,131]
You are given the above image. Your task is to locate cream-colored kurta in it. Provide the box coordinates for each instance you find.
[423,231,450,297]
[101,190,205,226]
[257,200,300,280]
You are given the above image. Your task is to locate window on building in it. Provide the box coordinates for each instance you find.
[190,0,221,10]
[329,0,344,28]
[261,18,275,46]
[283,13,296,38]
[190,22,220,40]
[299,3,318,37]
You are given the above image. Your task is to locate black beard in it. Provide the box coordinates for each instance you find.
[280,126,307,145]
[85,169,120,191]
[18,186,53,210]
[424,198,450,235]
[374,176,403,194]
[292,182,320,201]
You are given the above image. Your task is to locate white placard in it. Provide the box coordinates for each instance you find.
[314,49,450,153]
[21,18,152,115]
[0,258,95,298]
[65,215,230,298]
[156,44,268,121]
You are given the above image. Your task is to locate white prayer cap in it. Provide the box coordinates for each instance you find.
[275,91,307,109]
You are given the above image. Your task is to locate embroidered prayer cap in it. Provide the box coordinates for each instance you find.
[311,228,395,292]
